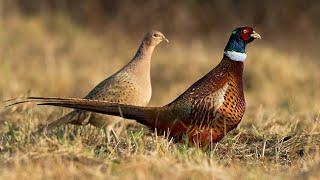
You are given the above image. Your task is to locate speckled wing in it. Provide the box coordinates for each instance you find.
[166,67,230,124]
[84,72,145,105]
[189,82,229,126]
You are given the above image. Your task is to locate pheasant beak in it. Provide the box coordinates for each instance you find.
[162,36,169,43]
[250,31,262,39]
[163,36,169,43]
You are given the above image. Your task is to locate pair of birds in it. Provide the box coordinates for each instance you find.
[8,27,261,146]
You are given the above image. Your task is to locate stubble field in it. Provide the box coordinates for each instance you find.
[0,16,320,179]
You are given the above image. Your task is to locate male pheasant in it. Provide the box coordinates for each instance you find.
[12,31,169,132]
[8,27,261,145]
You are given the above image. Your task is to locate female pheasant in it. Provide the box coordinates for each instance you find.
[10,31,168,133]
[8,27,261,146]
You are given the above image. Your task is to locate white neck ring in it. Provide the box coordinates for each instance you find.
[224,51,247,62]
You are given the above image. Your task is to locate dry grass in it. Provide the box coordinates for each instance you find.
[0,15,320,179]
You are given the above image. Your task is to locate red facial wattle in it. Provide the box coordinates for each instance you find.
[240,33,250,41]
[240,27,254,41]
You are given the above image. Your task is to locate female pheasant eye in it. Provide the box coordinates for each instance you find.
[153,34,160,38]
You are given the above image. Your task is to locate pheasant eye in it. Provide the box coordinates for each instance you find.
[153,34,160,37]
[243,29,248,34]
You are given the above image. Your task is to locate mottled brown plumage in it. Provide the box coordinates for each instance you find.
[166,57,246,144]
[8,27,260,146]
[14,31,168,132]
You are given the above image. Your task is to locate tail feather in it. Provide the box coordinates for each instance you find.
[33,111,80,134]
[45,111,81,130]
[5,97,85,107]
[7,97,160,128]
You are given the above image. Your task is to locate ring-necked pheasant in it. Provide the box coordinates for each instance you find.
[8,27,260,146]
[10,31,169,132]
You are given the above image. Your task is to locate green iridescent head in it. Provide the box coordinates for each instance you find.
[224,27,261,53]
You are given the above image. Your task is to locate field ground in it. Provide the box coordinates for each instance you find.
[0,16,320,179]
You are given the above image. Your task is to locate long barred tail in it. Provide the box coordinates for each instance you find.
[6,97,160,128]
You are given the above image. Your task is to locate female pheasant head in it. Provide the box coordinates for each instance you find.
[143,30,169,46]
[224,27,261,62]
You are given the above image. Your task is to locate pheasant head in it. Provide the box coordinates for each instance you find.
[143,30,169,46]
[224,27,261,62]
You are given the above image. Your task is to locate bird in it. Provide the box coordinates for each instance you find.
[11,31,169,132]
[8,27,261,146]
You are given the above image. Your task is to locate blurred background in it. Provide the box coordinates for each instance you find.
[0,0,319,107]
[1,0,320,56]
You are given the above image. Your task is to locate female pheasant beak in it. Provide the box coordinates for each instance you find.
[250,31,262,39]
[163,36,169,43]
